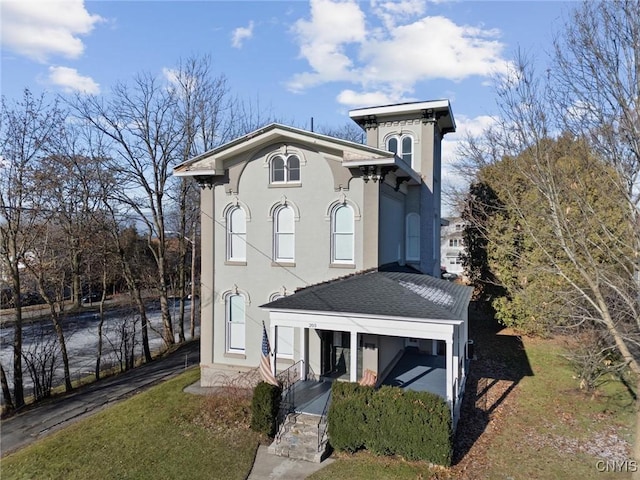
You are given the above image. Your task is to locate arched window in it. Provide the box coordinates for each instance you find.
[406,213,420,262]
[227,207,246,261]
[387,134,414,169]
[271,156,285,182]
[402,136,413,165]
[332,204,354,264]
[271,154,301,184]
[226,293,245,352]
[388,137,398,155]
[274,205,295,262]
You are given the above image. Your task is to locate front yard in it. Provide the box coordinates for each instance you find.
[1,309,635,479]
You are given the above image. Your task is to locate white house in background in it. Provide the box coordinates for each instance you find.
[173,100,473,439]
[441,216,466,278]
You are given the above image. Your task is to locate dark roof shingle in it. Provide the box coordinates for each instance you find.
[261,271,472,321]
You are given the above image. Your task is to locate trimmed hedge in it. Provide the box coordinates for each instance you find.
[327,382,452,465]
[250,381,282,437]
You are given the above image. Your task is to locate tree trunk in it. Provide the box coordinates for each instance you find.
[0,361,14,412]
[11,265,24,409]
[49,306,72,392]
[157,256,174,346]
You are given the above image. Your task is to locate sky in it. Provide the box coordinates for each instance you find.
[0,0,574,213]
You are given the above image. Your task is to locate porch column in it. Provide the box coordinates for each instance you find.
[453,327,459,395]
[445,336,453,407]
[271,324,277,377]
[300,327,307,381]
[350,330,358,382]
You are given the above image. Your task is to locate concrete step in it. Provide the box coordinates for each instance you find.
[268,413,329,463]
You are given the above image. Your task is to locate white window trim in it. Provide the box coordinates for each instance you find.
[225,292,246,353]
[385,133,414,169]
[331,203,355,265]
[269,153,302,185]
[406,212,420,262]
[273,205,295,262]
[226,206,247,262]
[269,293,294,359]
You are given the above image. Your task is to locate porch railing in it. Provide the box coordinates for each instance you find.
[275,360,306,444]
[317,383,331,452]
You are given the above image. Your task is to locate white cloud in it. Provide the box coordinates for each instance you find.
[289,0,366,91]
[336,89,402,108]
[288,0,510,107]
[1,0,103,62]
[370,0,426,31]
[48,66,100,94]
[231,21,255,49]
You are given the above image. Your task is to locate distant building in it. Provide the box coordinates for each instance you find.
[441,217,466,278]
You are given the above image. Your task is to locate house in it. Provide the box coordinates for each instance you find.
[441,216,466,278]
[174,100,473,454]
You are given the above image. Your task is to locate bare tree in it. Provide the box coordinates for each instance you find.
[71,74,184,347]
[459,1,640,466]
[21,323,60,401]
[0,90,65,409]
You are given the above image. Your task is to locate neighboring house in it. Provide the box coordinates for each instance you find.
[174,100,473,436]
[441,216,466,278]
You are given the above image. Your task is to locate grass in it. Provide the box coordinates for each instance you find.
[1,318,635,480]
[1,368,262,480]
[480,336,635,480]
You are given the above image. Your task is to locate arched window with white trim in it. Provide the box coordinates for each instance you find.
[226,293,246,352]
[270,154,301,184]
[274,205,295,262]
[227,206,246,261]
[406,212,420,262]
[331,204,354,264]
[386,134,414,169]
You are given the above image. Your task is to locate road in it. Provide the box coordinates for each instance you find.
[0,339,200,457]
[0,298,199,404]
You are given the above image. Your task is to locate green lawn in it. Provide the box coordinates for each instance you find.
[1,368,262,480]
[1,328,635,480]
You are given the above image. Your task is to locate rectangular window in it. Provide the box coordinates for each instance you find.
[227,207,247,261]
[277,326,294,358]
[332,205,354,263]
[227,294,245,352]
[275,206,295,262]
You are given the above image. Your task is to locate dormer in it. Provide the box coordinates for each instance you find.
[349,100,456,187]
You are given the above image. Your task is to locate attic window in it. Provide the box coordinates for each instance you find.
[271,154,300,184]
[386,134,414,169]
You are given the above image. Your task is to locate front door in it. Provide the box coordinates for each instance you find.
[320,330,351,377]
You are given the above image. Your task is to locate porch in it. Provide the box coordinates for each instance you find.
[283,348,448,416]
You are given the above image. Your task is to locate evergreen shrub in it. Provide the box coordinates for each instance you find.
[250,381,282,437]
[327,381,452,465]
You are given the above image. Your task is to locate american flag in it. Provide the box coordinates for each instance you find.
[259,321,279,386]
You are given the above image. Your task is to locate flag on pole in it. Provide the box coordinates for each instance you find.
[259,321,279,386]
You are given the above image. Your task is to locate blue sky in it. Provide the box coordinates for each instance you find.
[1,0,573,210]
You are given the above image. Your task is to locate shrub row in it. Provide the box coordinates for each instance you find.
[250,381,282,437]
[327,382,452,466]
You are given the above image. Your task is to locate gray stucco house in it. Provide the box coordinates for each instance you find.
[174,100,472,453]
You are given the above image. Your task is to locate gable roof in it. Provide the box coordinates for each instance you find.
[260,270,473,322]
[173,122,414,178]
